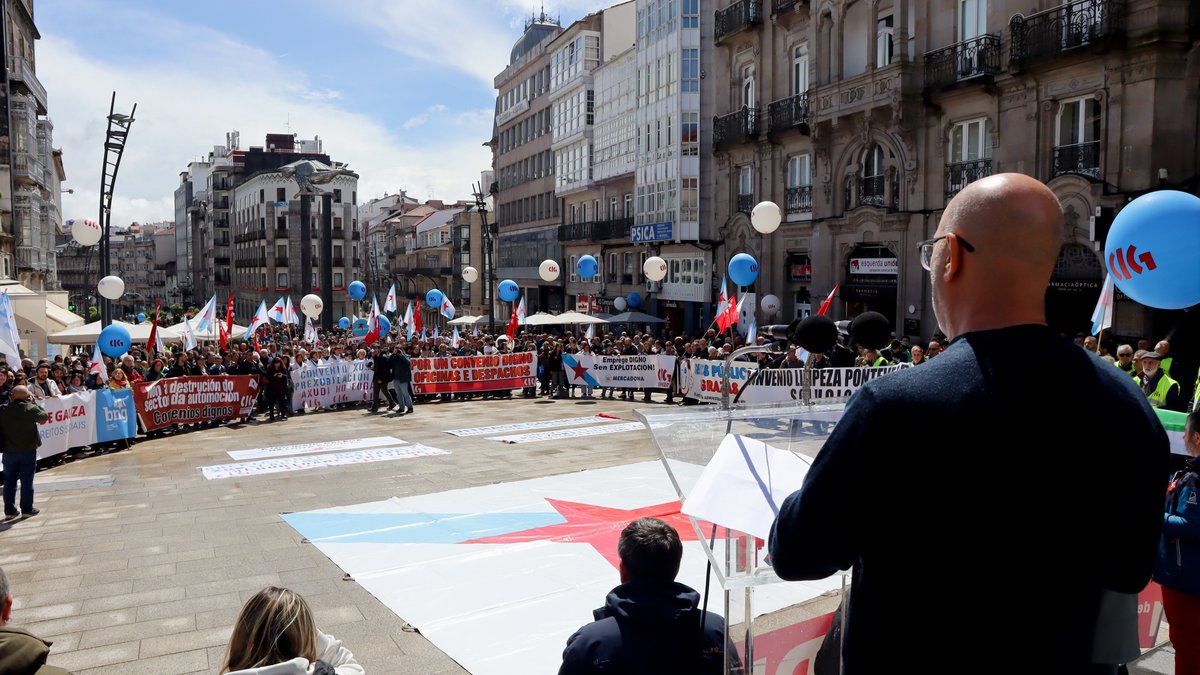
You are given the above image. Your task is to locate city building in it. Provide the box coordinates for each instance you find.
[492,12,564,312]
[362,190,419,294]
[707,0,1200,342]
[0,0,67,292]
[177,133,361,323]
[550,4,641,316]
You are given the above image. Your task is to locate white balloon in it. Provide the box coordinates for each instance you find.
[760,294,782,316]
[73,219,103,247]
[462,266,479,284]
[97,275,125,300]
[750,201,782,234]
[538,260,560,282]
[300,293,324,318]
[643,256,668,282]
[613,296,628,311]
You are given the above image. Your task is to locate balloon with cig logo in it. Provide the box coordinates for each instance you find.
[300,294,323,318]
[462,266,479,284]
[538,260,560,282]
[1104,190,1200,309]
[643,256,668,282]
[760,294,781,316]
[73,218,103,246]
[97,275,125,300]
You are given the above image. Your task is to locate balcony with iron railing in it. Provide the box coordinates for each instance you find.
[1053,140,1101,179]
[785,185,813,213]
[332,228,345,239]
[274,226,288,239]
[559,221,594,242]
[275,255,289,267]
[594,216,633,241]
[716,0,763,43]
[8,57,47,114]
[714,107,761,149]
[945,159,994,200]
[332,256,345,267]
[859,176,887,208]
[1009,0,1125,66]
[737,194,754,214]
[923,34,1003,96]
[767,93,811,136]
[772,0,801,14]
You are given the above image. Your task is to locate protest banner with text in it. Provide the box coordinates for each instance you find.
[739,364,910,404]
[133,375,258,431]
[678,358,759,403]
[562,353,675,389]
[291,360,372,410]
[36,389,138,459]
[411,352,538,394]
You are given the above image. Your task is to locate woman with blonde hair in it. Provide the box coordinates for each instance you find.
[221,586,363,674]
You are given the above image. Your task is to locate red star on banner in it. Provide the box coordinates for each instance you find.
[568,360,590,382]
[463,499,709,569]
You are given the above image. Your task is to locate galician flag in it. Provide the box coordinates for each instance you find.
[404,302,415,340]
[451,326,462,348]
[1090,274,1114,337]
[88,342,108,384]
[304,315,318,344]
[384,284,398,314]
[182,313,199,350]
[585,324,594,341]
[285,296,300,325]
[248,300,271,336]
[0,290,22,369]
[433,325,439,340]
[195,294,218,333]
[269,296,287,323]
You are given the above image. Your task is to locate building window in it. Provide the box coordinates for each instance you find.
[737,167,754,214]
[682,112,698,155]
[862,144,887,207]
[741,64,756,108]
[683,0,699,28]
[333,189,343,203]
[682,49,699,92]
[570,254,578,283]
[793,44,809,95]
[639,251,647,284]
[623,251,633,285]
[960,0,986,41]
[787,155,813,214]
[608,253,617,283]
[277,272,288,287]
[1055,97,1101,178]
[681,177,699,222]
[877,15,894,67]
[276,187,286,202]
[334,272,344,287]
[609,197,618,220]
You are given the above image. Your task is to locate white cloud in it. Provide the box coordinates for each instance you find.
[402,104,450,129]
[39,14,492,226]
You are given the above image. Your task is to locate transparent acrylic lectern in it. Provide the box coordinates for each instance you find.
[635,400,850,675]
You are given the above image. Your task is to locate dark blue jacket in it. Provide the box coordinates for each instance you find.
[558,580,729,675]
[1155,456,1200,596]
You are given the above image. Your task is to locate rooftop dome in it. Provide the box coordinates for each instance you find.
[510,13,561,64]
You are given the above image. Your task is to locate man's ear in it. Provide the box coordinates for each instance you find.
[943,233,968,283]
[2,595,13,625]
[618,560,629,585]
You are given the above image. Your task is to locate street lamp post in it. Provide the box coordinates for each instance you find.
[471,182,497,335]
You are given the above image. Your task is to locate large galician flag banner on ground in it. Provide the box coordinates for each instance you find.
[36,389,138,459]
[562,353,675,389]
[291,360,372,410]
[133,376,258,431]
[411,352,537,394]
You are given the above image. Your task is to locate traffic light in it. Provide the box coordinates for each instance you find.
[68,304,76,311]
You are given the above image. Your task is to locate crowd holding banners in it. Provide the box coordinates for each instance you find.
[35,388,138,459]
[132,375,259,432]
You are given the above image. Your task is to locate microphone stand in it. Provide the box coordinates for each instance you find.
[720,343,785,410]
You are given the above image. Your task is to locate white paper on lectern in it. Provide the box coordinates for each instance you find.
[682,434,814,541]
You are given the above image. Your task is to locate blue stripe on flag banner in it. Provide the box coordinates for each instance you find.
[282,511,567,544]
[95,388,138,443]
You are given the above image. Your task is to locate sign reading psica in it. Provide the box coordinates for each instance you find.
[631,222,673,244]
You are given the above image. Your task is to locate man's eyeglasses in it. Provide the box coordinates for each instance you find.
[917,234,976,271]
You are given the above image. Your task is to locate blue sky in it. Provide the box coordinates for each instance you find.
[38,0,610,226]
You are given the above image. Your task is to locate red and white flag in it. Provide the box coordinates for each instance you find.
[147,300,167,356]
[404,302,415,340]
[89,342,108,384]
[413,299,424,335]
[365,296,384,346]
[506,295,525,342]
[816,282,840,316]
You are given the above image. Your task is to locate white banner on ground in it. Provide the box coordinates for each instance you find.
[291,360,372,410]
[201,444,450,480]
[227,436,406,461]
[739,364,911,404]
[445,415,620,437]
[678,359,759,403]
[488,421,646,444]
[562,353,674,389]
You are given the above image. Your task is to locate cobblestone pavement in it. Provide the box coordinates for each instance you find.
[0,396,661,674]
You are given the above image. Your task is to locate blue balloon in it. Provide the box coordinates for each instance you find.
[577,255,598,280]
[426,289,445,309]
[378,316,392,334]
[498,279,520,303]
[339,317,351,330]
[1104,190,1200,310]
[352,318,369,337]
[728,253,760,287]
[348,280,367,301]
[98,324,131,358]
[627,292,642,308]
[136,312,146,323]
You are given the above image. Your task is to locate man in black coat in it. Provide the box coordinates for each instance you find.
[559,518,731,675]
[769,174,1168,673]
[369,344,397,412]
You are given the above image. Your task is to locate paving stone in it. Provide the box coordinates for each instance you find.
[78,614,196,649]
[76,647,208,674]
[138,624,232,659]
